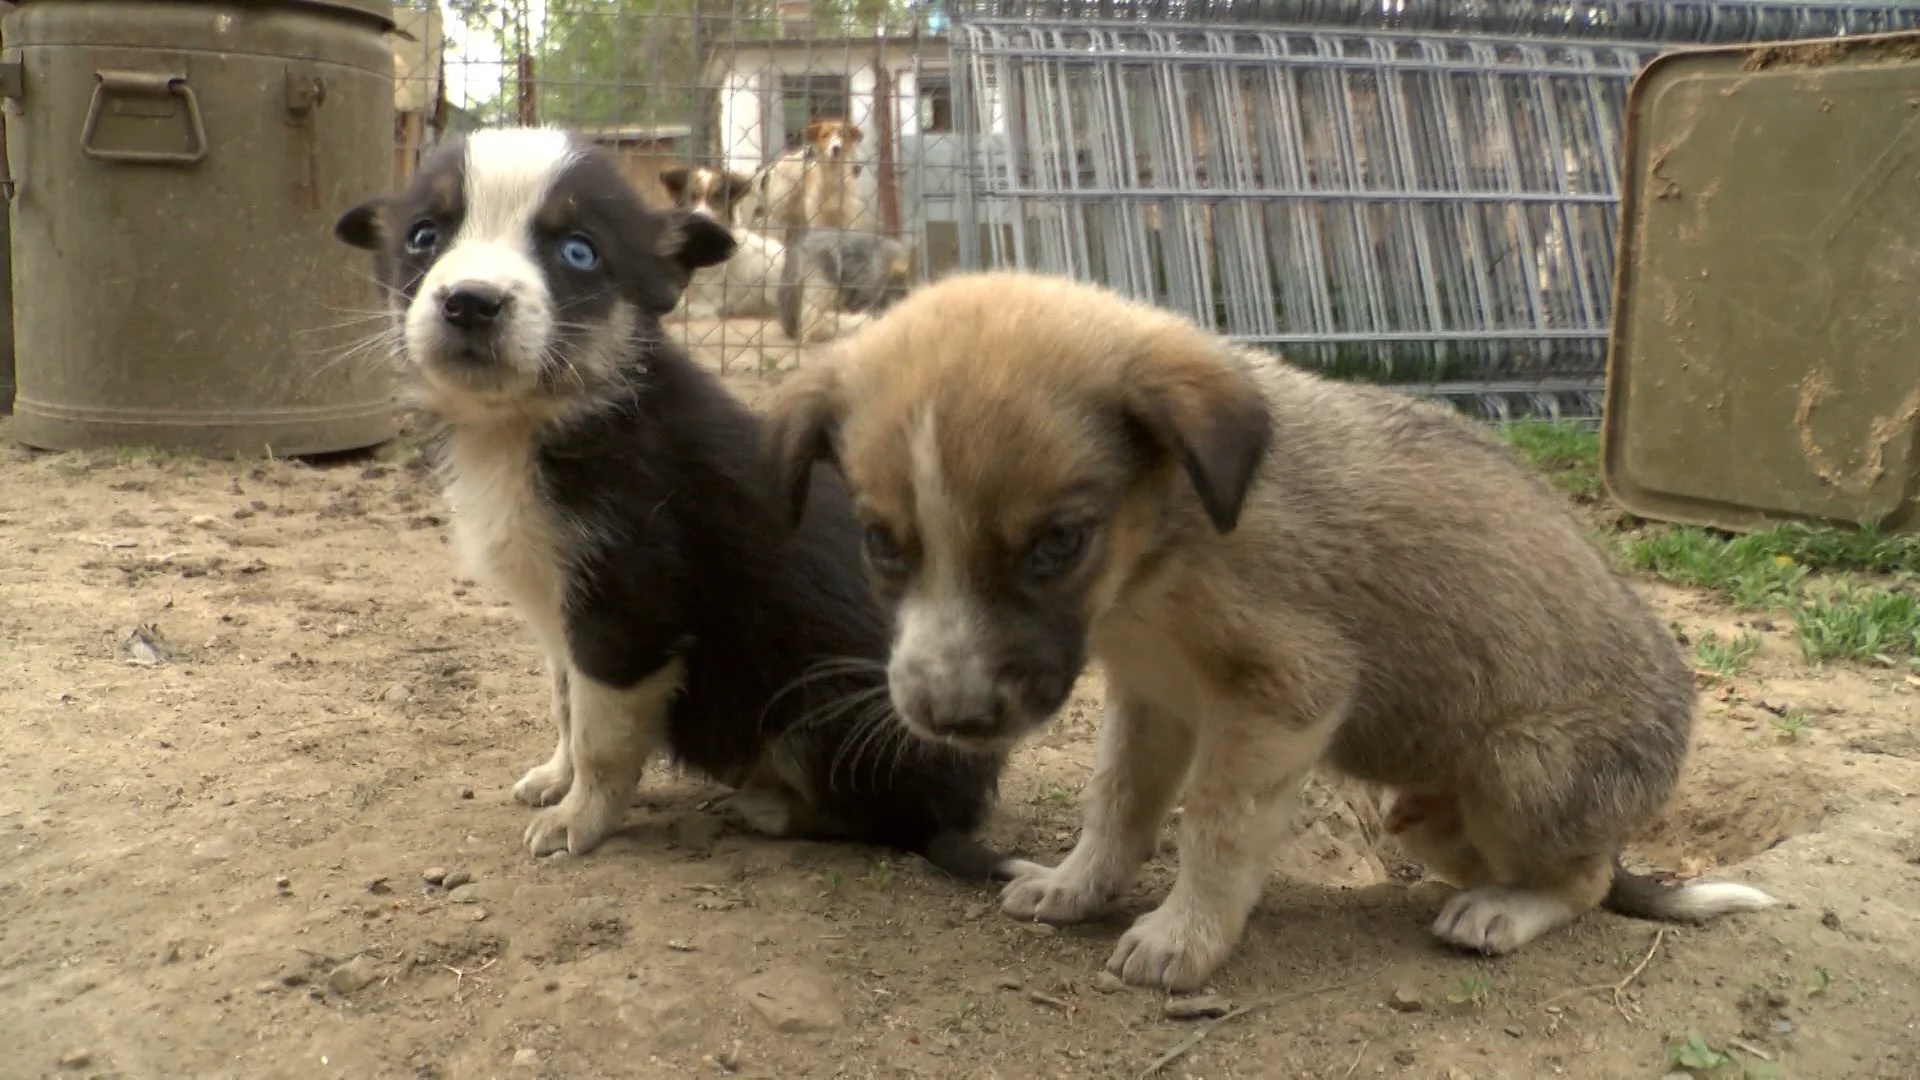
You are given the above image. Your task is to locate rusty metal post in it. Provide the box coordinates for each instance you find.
[871,53,899,239]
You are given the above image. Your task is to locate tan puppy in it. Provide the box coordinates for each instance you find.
[763,271,1775,991]
[750,119,867,230]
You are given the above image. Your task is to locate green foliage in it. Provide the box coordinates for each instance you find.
[1791,584,1920,663]
[446,0,926,136]
[1494,418,1601,500]
[1693,630,1761,681]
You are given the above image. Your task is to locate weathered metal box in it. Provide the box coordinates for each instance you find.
[1604,31,1920,533]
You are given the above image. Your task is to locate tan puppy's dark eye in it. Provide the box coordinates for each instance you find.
[863,523,908,576]
[1023,521,1091,584]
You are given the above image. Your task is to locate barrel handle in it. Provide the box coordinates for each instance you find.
[79,70,208,166]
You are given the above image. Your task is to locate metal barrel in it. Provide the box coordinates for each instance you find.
[1,0,398,456]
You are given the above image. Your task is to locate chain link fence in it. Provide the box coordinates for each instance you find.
[392,0,1920,413]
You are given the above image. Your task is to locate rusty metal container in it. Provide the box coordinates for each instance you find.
[1604,30,1920,534]
[1,2,14,415]
[1,108,13,417]
[0,0,397,455]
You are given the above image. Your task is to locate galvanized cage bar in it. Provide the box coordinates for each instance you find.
[946,6,1920,416]
[950,0,1920,45]
[953,18,1657,406]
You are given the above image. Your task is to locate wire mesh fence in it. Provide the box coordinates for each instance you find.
[395,1,955,380]
[393,0,1920,414]
[952,20,1654,416]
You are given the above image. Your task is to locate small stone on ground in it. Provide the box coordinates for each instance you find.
[736,966,844,1033]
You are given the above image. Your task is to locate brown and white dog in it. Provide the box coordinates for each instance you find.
[764,271,1775,991]
[748,119,868,231]
[658,163,785,320]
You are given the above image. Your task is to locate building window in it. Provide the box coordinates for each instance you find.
[918,74,954,133]
[780,74,851,149]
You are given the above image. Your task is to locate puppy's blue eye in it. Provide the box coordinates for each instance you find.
[405,221,439,253]
[559,234,598,271]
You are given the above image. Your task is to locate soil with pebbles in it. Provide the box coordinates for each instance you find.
[2,348,1917,1079]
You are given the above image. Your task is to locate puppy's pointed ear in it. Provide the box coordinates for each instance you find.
[1122,324,1272,534]
[763,361,846,532]
[334,197,389,250]
[659,209,737,272]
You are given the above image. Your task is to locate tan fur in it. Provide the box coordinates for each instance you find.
[766,271,1774,990]
[752,119,867,230]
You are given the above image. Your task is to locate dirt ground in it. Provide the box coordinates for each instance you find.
[3,347,1918,1080]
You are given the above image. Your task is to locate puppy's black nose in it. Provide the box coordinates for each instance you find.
[441,283,507,330]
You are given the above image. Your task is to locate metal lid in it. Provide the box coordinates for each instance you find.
[288,0,396,29]
[1603,29,1920,533]
[8,0,396,31]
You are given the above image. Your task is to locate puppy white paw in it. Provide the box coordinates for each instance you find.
[1432,886,1572,955]
[512,760,573,808]
[523,788,623,857]
[1000,860,1111,923]
[1108,898,1231,992]
[721,787,799,838]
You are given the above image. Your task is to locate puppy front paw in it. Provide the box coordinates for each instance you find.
[1108,897,1234,992]
[1000,860,1111,924]
[523,786,623,857]
[1431,886,1572,956]
[512,759,573,808]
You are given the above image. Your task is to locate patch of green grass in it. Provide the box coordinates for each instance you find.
[1668,1032,1733,1073]
[1618,527,1810,607]
[1621,522,1918,590]
[1492,418,1602,500]
[1446,972,1492,1008]
[1751,523,1920,576]
[110,444,194,465]
[1618,522,1920,662]
[1665,1032,1780,1079]
[1769,709,1812,744]
[1808,967,1832,996]
[862,856,895,891]
[1693,630,1761,681]
[1033,784,1076,809]
[1791,584,1920,663]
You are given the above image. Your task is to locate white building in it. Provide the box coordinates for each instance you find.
[702,32,1010,274]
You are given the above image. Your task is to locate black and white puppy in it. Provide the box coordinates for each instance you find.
[332,127,1024,877]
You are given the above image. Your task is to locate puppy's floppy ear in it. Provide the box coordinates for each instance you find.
[658,210,737,272]
[333,197,389,250]
[1122,324,1273,534]
[803,120,829,144]
[763,360,846,531]
[658,165,691,200]
[723,170,755,202]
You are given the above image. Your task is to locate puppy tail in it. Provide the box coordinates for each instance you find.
[1603,858,1777,923]
[918,830,1044,883]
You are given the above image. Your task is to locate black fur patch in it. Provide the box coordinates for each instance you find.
[335,131,1014,877]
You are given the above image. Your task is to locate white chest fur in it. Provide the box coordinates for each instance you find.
[441,428,572,660]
